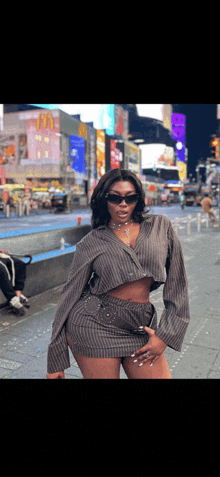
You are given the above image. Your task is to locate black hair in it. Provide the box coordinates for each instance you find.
[90,169,149,229]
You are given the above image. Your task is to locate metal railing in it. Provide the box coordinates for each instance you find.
[172,210,220,235]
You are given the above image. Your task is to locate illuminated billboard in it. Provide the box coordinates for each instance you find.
[110,139,120,169]
[171,113,186,162]
[96,130,105,179]
[163,104,172,131]
[136,104,164,122]
[0,103,3,131]
[114,105,128,139]
[139,143,174,169]
[30,104,60,110]
[99,104,115,135]
[70,135,87,182]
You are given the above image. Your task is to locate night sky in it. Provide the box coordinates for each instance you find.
[173,104,219,179]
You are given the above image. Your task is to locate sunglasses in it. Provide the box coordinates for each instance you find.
[105,193,139,204]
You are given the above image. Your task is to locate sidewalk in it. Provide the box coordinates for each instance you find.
[0,227,219,379]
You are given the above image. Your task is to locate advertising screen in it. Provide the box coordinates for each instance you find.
[98,105,115,135]
[0,103,3,131]
[30,104,60,110]
[163,104,172,131]
[136,104,164,122]
[110,139,120,169]
[70,135,87,182]
[96,130,105,179]
[139,143,174,169]
[171,113,186,162]
[114,105,128,139]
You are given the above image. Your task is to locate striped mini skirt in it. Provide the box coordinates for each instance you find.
[65,290,158,358]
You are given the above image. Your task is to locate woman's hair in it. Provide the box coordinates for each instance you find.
[90,169,148,229]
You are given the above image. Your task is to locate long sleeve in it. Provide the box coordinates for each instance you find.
[155,221,190,351]
[47,242,93,374]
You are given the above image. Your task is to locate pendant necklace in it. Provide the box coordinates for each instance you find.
[109,220,134,247]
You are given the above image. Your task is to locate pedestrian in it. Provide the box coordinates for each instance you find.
[0,250,30,315]
[47,169,190,379]
[201,194,218,227]
[180,193,185,210]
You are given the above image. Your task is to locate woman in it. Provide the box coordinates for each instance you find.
[47,169,190,379]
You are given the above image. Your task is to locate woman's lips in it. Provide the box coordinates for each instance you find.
[117,211,128,217]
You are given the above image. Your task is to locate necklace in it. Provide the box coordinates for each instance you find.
[109,220,134,246]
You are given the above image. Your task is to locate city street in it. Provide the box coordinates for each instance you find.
[0,204,217,235]
[0,205,220,379]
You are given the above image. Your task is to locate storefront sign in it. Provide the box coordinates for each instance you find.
[36,111,54,130]
[26,110,60,165]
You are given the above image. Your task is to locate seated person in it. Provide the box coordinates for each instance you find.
[0,250,30,315]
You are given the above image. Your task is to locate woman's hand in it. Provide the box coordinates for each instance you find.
[131,327,167,367]
[47,371,65,379]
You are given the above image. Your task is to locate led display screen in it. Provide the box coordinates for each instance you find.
[70,135,87,181]
[171,113,186,162]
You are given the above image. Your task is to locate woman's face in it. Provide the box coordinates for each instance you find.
[107,181,138,225]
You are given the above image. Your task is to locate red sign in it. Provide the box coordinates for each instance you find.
[0,167,6,185]
[110,140,120,169]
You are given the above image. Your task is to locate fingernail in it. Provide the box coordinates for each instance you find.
[131,354,135,357]
[138,326,143,329]
[150,364,153,367]
[133,359,138,363]
[139,363,143,367]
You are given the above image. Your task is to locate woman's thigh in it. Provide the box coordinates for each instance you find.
[122,353,172,379]
[66,333,121,379]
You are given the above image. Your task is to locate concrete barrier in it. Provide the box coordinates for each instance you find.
[0,246,77,307]
[0,224,92,256]
[0,224,92,308]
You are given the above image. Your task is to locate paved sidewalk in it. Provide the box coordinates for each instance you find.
[0,226,219,379]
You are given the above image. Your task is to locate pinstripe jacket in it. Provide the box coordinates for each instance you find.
[47,214,190,373]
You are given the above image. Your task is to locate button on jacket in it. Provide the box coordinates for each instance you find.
[47,214,190,374]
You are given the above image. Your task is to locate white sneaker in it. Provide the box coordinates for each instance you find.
[10,296,25,316]
[20,294,30,308]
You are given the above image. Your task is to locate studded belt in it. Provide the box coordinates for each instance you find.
[83,293,156,335]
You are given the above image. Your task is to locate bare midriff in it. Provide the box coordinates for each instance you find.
[106,276,152,303]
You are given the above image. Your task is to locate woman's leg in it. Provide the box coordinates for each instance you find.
[0,264,17,302]
[13,258,26,292]
[122,353,172,379]
[66,333,121,379]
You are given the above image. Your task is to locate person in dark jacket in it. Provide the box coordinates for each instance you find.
[47,169,190,379]
[0,250,30,315]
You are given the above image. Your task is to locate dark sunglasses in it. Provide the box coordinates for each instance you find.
[105,193,139,204]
